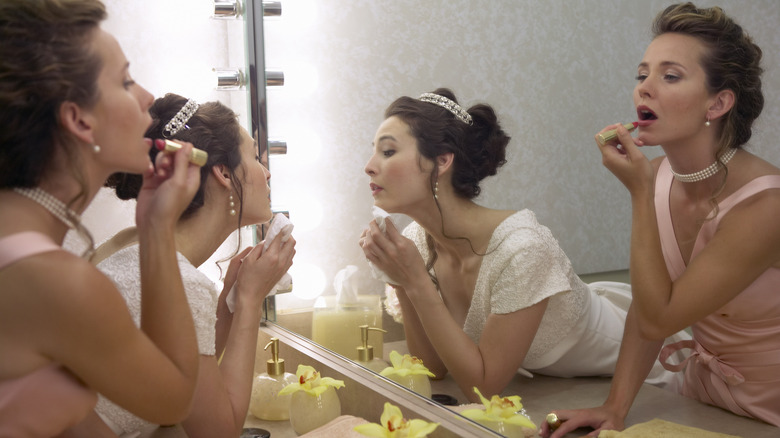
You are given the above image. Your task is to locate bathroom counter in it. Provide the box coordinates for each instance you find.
[141,333,776,438]
[382,339,776,437]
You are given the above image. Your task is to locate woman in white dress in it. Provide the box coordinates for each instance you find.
[360,88,688,402]
[92,93,296,437]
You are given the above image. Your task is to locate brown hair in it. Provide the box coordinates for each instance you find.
[384,88,511,283]
[0,0,107,190]
[106,93,245,222]
[384,87,509,200]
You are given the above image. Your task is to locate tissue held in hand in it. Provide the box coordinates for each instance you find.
[226,213,294,313]
[367,206,396,284]
[311,265,384,359]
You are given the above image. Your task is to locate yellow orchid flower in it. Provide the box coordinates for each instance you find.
[379,351,436,378]
[460,387,536,430]
[278,364,345,397]
[354,402,439,438]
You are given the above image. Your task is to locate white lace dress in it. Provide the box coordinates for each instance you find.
[392,210,686,386]
[93,244,218,437]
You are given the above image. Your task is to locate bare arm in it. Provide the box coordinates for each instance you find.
[362,219,547,400]
[600,125,780,339]
[393,285,448,379]
[541,305,662,438]
[182,234,295,437]
[58,410,118,438]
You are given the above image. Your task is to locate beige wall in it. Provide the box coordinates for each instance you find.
[77,0,780,306]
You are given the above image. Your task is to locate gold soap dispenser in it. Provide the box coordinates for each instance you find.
[249,337,297,421]
[356,325,389,373]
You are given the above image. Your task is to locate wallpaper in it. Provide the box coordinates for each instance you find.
[76,0,780,307]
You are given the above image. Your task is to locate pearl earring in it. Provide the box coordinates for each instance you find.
[434,181,439,200]
[705,118,711,127]
[228,193,236,216]
[93,144,101,154]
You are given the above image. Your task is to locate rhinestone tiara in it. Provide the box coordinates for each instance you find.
[418,92,473,125]
[163,98,199,138]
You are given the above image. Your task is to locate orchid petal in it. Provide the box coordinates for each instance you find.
[354,423,391,438]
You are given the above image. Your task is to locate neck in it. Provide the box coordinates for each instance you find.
[175,208,238,267]
[409,197,485,260]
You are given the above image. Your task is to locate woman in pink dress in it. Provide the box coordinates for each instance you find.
[0,0,201,435]
[542,3,780,436]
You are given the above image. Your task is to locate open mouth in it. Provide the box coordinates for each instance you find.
[638,107,658,121]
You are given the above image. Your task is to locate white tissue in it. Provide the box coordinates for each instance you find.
[226,213,294,313]
[367,206,396,284]
[333,265,360,305]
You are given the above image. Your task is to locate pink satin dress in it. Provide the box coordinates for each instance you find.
[654,160,780,427]
[0,232,97,437]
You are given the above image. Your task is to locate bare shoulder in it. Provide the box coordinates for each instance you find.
[485,208,517,225]
[719,173,780,267]
[0,250,134,369]
[650,155,666,171]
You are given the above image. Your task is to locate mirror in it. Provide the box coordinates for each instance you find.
[257,0,780,405]
[76,0,780,427]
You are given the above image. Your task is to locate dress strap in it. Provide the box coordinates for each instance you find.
[0,231,61,270]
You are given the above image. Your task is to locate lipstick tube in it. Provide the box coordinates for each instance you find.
[596,122,638,146]
[155,139,208,167]
[546,413,563,431]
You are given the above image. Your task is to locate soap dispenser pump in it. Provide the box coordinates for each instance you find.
[249,337,297,421]
[356,325,389,373]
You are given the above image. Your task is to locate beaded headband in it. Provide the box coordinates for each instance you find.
[162,98,199,138]
[418,93,473,125]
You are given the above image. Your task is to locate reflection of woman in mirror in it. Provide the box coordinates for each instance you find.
[360,88,687,401]
[0,1,203,435]
[91,94,296,437]
[543,4,780,437]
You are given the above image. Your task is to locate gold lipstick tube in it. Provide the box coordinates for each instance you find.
[596,122,638,146]
[159,139,208,167]
[546,412,563,431]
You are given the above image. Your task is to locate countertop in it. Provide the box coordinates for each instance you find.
[143,339,778,438]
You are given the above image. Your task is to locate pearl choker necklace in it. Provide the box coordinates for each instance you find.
[670,148,737,183]
[13,187,80,229]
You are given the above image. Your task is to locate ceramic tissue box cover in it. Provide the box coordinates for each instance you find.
[278,365,346,435]
[379,351,436,398]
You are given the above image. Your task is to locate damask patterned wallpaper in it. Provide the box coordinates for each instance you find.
[76,0,780,303]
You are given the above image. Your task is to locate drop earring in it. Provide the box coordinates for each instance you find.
[433,180,439,200]
[228,193,236,216]
[93,144,101,154]
[705,117,711,127]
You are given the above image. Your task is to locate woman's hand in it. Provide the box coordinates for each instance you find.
[219,246,254,303]
[233,233,296,308]
[595,123,654,195]
[360,219,428,289]
[135,141,201,230]
[539,406,625,438]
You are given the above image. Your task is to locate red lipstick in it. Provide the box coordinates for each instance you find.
[596,121,639,146]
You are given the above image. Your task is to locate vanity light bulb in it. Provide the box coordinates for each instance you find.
[289,263,326,300]
[286,130,321,165]
[289,198,322,232]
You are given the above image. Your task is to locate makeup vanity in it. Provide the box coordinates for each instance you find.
[122,1,780,436]
[141,320,777,438]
